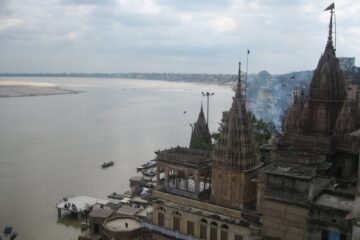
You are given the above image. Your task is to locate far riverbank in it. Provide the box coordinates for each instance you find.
[0,80,82,98]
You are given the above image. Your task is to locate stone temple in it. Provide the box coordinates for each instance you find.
[261,8,360,240]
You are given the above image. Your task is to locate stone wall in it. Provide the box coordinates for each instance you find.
[262,199,308,240]
[211,166,258,210]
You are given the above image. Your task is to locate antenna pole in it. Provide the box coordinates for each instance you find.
[334,6,337,50]
[245,50,250,103]
[207,95,209,124]
[202,92,215,125]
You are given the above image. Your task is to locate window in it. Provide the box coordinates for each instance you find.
[93,223,99,234]
[235,235,243,240]
[187,221,194,236]
[201,219,208,224]
[173,217,180,231]
[221,230,228,240]
[158,212,164,226]
[210,227,217,240]
[200,224,207,240]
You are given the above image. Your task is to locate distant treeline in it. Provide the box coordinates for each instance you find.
[0,72,237,84]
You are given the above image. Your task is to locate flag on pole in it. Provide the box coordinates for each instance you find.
[247,49,250,54]
[324,3,334,11]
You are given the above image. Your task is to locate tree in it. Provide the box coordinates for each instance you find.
[211,111,278,146]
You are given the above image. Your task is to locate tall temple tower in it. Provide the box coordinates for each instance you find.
[304,9,346,137]
[211,63,262,209]
[189,104,212,150]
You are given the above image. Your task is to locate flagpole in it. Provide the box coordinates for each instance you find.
[245,49,249,103]
[334,4,337,50]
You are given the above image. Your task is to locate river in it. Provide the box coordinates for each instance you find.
[0,77,233,240]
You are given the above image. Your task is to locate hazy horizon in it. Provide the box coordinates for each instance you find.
[0,69,312,75]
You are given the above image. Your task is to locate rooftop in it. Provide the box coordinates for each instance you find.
[116,205,142,216]
[265,164,315,179]
[136,206,153,218]
[156,146,210,168]
[89,205,113,218]
[104,217,142,232]
[314,193,354,212]
[56,195,110,213]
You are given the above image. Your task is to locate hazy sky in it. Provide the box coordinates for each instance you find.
[0,0,359,74]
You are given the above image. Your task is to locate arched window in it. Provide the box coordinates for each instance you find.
[157,206,166,212]
[201,219,208,225]
[173,216,180,231]
[211,221,218,227]
[210,222,218,240]
[173,210,182,216]
[220,224,228,240]
[158,212,164,226]
[200,219,208,240]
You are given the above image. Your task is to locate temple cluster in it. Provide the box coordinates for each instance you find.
[151,9,360,240]
[78,8,360,240]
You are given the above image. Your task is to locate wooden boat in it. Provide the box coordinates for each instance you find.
[136,160,156,171]
[101,161,114,168]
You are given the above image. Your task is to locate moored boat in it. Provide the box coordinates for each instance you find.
[101,161,114,168]
[136,160,156,171]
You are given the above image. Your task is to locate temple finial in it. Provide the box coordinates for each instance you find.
[328,9,333,46]
[324,3,335,48]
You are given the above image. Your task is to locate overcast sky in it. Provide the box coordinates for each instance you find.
[0,0,359,74]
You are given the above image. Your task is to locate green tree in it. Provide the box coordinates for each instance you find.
[211,111,278,146]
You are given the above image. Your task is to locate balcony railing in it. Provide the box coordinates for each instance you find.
[142,222,198,240]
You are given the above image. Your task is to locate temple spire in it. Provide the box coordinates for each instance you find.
[189,104,212,150]
[303,3,345,137]
[236,62,242,98]
[211,63,261,209]
[327,9,334,47]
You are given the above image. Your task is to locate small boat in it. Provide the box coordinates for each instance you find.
[101,161,114,168]
[136,160,156,171]
[3,226,12,235]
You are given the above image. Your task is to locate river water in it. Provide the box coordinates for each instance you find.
[0,77,233,240]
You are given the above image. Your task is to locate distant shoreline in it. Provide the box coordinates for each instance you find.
[0,72,238,85]
[0,81,83,98]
